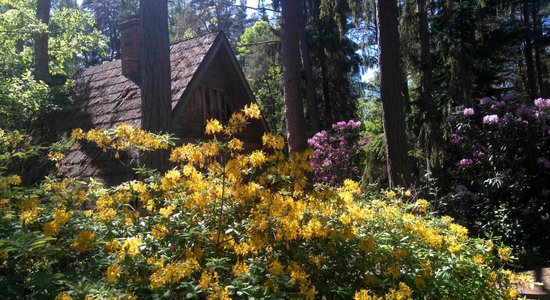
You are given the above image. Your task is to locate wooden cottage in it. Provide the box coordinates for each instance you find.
[57,19,267,184]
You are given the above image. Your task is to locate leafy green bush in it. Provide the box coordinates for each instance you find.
[0,106,531,299]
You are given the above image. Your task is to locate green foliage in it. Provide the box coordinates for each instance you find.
[358,98,383,138]
[49,8,108,76]
[81,0,139,61]
[306,0,362,127]
[238,20,285,135]
[0,72,51,129]
[169,0,248,46]
[0,1,107,129]
[362,133,387,187]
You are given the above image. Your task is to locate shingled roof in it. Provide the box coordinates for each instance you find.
[57,32,222,182]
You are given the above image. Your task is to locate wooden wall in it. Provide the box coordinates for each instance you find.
[173,45,264,149]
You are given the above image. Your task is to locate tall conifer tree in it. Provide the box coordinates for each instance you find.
[140,0,171,170]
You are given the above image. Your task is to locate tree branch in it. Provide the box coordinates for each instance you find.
[237,40,280,47]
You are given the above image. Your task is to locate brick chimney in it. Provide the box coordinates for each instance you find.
[119,18,141,76]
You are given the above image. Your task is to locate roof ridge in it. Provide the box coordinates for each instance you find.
[76,32,221,77]
[170,31,221,46]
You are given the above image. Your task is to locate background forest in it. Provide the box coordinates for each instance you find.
[0,0,549,298]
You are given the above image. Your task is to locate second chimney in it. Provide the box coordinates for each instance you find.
[119,18,141,77]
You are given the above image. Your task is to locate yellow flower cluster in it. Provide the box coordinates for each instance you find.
[249,150,267,168]
[48,151,64,168]
[55,292,73,300]
[498,246,512,261]
[95,195,117,222]
[2,174,21,186]
[227,138,243,152]
[72,230,95,253]
[149,258,199,289]
[288,261,316,299]
[71,124,171,156]
[19,197,40,225]
[243,103,262,119]
[120,236,142,258]
[106,263,120,283]
[205,119,223,135]
[43,209,71,236]
[262,133,285,150]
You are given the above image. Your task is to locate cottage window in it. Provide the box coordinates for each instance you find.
[188,86,232,125]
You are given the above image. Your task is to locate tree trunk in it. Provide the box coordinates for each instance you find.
[34,0,51,85]
[416,0,442,176]
[523,0,537,99]
[298,1,320,134]
[375,0,411,188]
[140,0,172,171]
[281,0,308,152]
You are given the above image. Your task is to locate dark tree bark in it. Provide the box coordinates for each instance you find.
[523,0,538,99]
[34,0,51,85]
[298,1,320,134]
[281,0,308,152]
[375,0,411,188]
[416,0,442,176]
[140,0,172,170]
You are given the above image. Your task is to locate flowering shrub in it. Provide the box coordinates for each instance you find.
[444,94,550,262]
[308,120,370,185]
[0,107,532,299]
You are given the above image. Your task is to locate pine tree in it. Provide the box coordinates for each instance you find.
[34,0,51,84]
[376,0,411,188]
[280,0,308,152]
[140,0,171,170]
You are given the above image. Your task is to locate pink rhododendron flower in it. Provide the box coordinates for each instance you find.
[463,108,475,116]
[459,158,473,166]
[483,115,499,124]
[309,120,368,185]
[534,98,550,109]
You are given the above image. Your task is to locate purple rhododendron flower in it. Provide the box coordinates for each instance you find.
[515,107,537,118]
[534,98,550,109]
[332,121,347,130]
[473,151,485,157]
[463,108,475,116]
[502,92,516,102]
[455,184,477,199]
[459,158,473,166]
[483,114,499,124]
[446,115,457,123]
[480,97,492,105]
[491,101,505,109]
[450,134,464,145]
[537,157,550,169]
[310,120,369,185]
[348,120,362,128]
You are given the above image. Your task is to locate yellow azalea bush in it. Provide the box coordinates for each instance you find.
[0,105,532,299]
